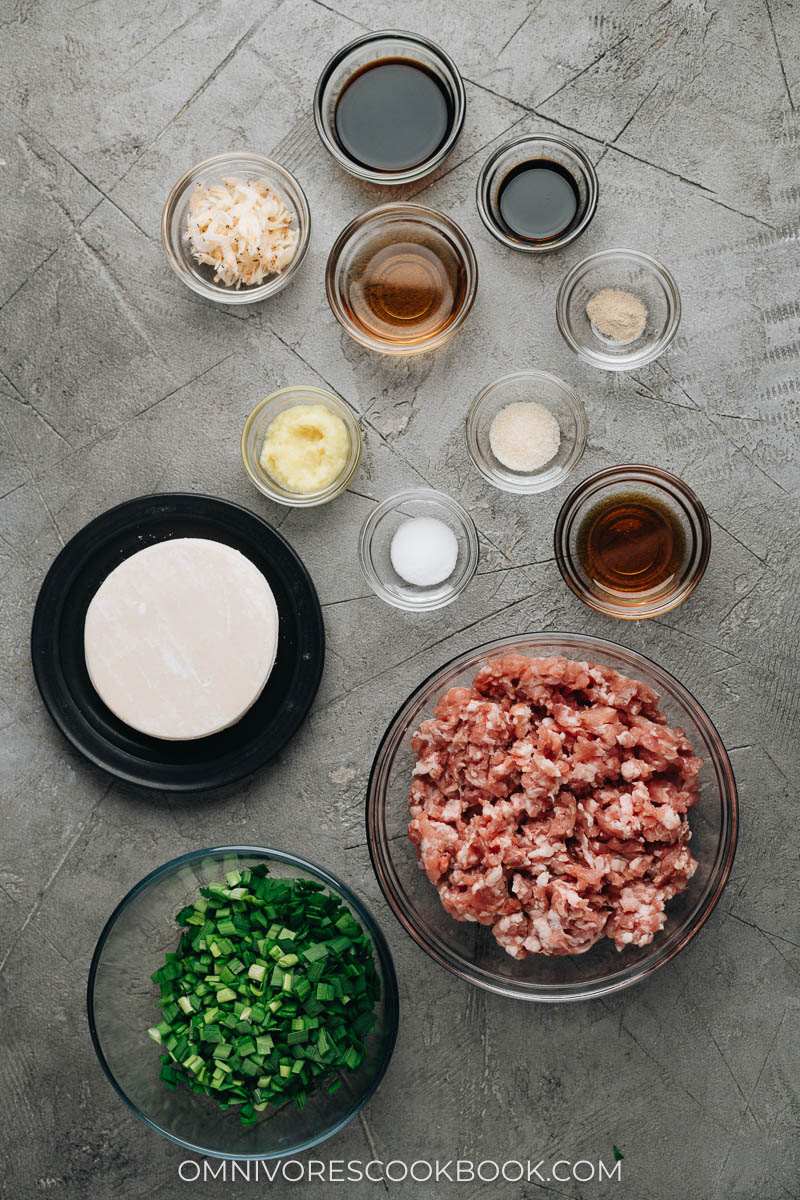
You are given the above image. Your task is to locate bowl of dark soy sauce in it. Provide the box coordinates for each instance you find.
[314,30,466,184]
[476,134,599,252]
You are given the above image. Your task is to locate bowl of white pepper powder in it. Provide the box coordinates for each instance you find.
[556,248,681,371]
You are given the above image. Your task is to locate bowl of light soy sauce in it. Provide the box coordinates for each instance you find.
[314,30,466,185]
[476,134,599,253]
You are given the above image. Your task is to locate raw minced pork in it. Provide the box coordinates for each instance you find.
[408,655,702,957]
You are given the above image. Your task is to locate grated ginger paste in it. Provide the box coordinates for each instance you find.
[259,404,349,493]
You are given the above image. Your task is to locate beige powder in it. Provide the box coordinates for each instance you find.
[586,287,648,344]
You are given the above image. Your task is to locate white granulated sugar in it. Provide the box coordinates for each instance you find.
[489,401,561,472]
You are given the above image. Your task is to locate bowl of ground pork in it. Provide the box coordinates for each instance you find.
[366,633,737,1001]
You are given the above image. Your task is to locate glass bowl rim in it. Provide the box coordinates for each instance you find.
[358,487,480,611]
[87,844,400,1160]
[161,152,311,306]
[475,133,599,252]
[241,385,363,507]
[325,201,479,356]
[365,631,738,1002]
[555,247,681,369]
[553,463,711,618]
[465,368,588,493]
[312,28,467,184]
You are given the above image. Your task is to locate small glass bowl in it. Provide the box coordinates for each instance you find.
[241,385,362,507]
[466,370,587,494]
[366,632,738,1002]
[359,489,479,611]
[326,203,478,356]
[554,464,711,619]
[161,152,310,305]
[556,248,681,370]
[313,30,466,184]
[476,134,598,252]
[87,847,399,1159]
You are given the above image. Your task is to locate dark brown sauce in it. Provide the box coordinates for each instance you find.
[344,233,467,345]
[334,58,453,173]
[577,492,686,597]
[497,159,580,243]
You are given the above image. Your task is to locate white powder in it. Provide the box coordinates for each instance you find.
[390,517,459,587]
[489,402,561,473]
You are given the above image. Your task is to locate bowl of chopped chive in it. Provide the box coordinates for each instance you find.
[87,847,399,1160]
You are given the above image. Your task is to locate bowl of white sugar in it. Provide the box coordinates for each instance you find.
[466,370,587,494]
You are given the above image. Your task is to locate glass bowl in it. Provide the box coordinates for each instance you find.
[325,203,478,356]
[358,488,479,611]
[476,134,598,252]
[87,847,399,1160]
[556,248,681,369]
[554,464,711,619]
[466,369,587,493]
[161,153,310,305]
[313,30,466,184]
[366,632,737,1002]
[241,385,362,507]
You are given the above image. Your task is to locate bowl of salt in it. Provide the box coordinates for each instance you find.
[358,489,479,611]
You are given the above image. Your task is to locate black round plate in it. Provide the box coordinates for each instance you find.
[31,494,325,791]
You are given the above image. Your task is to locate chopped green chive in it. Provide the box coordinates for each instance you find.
[146,863,381,1125]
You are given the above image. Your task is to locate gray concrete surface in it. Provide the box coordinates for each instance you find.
[1,0,799,1196]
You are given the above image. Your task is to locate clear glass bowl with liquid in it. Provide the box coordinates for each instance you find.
[313,30,466,184]
[326,203,478,355]
[554,464,711,618]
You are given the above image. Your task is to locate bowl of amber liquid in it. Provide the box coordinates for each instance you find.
[325,203,478,355]
[554,464,711,618]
